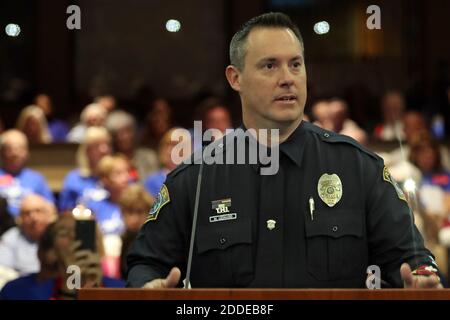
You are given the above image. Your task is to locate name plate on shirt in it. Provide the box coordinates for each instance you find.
[209,213,237,223]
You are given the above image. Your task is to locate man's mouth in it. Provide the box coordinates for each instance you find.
[274,94,297,103]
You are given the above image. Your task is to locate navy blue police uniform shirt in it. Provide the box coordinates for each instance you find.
[127,120,437,288]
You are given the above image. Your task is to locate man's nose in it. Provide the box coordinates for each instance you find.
[278,65,295,87]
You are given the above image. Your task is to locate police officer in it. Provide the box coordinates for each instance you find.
[127,12,442,289]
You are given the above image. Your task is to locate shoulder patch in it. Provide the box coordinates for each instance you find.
[145,184,170,222]
[382,166,407,202]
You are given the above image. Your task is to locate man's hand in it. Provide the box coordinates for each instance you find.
[400,263,443,288]
[142,267,181,289]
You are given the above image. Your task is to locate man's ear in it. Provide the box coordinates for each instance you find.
[225,65,241,92]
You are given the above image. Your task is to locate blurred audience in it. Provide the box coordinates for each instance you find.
[106,110,159,182]
[140,98,172,149]
[373,91,406,141]
[192,98,233,151]
[0,130,54,217]
[117,184,153,279]
[410,136,450,276]
[0,215,124,300]
[328,98,368,145]
[382,111,450,184]
[311,99,334,131]
[67,103,107,143]
[85,154,130,277]
[16,105,52,144]
[59,127,111,212]
[0,194,56,289]
[311,98,367,144]
[87,154,128,236]
[144,128,191,197]
[34,94,70,142]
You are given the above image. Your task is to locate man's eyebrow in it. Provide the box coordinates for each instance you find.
[257,57,277,64]
[290,55,304,62]
[257,55,304,64]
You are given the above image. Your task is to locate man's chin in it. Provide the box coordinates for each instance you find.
[269,112,302,125]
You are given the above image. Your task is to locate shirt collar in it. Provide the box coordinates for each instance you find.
[279,120,307,168]
[239,120,307,171]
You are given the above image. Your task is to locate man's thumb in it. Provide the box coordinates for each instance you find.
[400,263,414,287]
[163,267,181,288]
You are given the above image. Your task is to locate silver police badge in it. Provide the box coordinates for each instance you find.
[317,173,343,207]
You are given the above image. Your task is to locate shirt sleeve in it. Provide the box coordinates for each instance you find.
[126,173,193,288]
[365,158,437,288]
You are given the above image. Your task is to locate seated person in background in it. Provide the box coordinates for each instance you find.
[381,111,450,184]
[0,196,14,237]
[373,90,406,141]
[118,184,154,279]
[67,103,107,143]
[16,105,52,144]
[192,98,233,151]
[140,98,173,149]
[34,93,69,142]
[0,215,125,300]
[144,128,191,197]
[94,95,116,114]
[59,127,111,213]
[85,154,130,277]
[310,99,334,131]
[328,98,368,145]
[106,110,159,183]
[0,130,55,217]
[0,194,56,289]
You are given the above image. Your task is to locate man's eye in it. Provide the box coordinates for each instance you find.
[265,63,274,69]
[292,62,302,68]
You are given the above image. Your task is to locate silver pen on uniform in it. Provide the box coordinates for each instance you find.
[309,197,315,221]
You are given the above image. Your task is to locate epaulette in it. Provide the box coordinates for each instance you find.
[304,121,381,161]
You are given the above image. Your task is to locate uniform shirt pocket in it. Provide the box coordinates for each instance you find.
[304,210,367,282]
[194,218,253,287]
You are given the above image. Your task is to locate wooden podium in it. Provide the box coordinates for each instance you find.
[78,288,450,300]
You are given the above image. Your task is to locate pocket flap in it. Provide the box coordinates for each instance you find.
[197,218,252,253]
[305,210,363,238]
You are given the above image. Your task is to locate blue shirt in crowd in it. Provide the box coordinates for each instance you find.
[422,171,450,191]
[144,169,167,198]
[0,168,55,217]
[59,169,108,211]
[0,274,125,300]
[85,197,125,236]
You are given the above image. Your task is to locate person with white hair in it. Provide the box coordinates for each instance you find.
[0,130,54,216]
[67,103,107,143]
[58,127,111,212]
[0,194,56,289]
[106,110,159,182]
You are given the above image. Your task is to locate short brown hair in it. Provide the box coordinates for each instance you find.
[118,184,154,212]
[229,12,304,70]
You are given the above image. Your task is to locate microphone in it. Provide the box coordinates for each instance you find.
[184,150,204,289]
